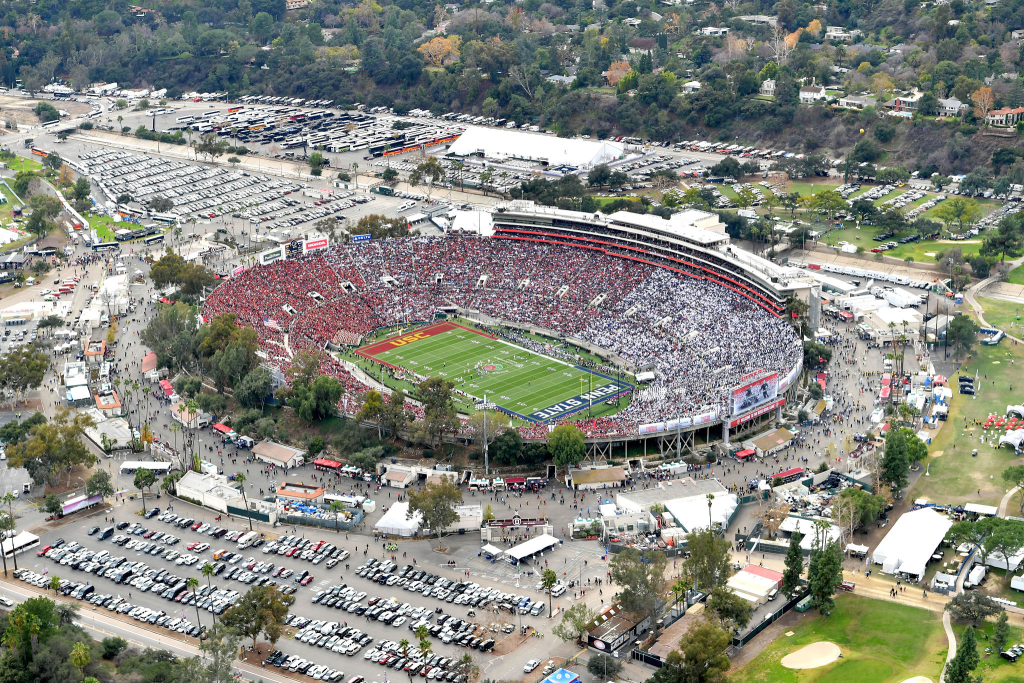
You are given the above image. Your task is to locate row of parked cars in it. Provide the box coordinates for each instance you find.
[358,558,549,617]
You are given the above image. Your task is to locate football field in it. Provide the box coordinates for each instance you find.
[355,322,632,423]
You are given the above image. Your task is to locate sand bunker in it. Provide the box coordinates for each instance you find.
[780,642,842,669]
[900,677,933,683]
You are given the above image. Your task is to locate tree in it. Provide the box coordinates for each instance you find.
[417,36,461,65]
[682,528,732,592]
[235,367,272,413]
[406,480,462,550]
[946,625,980,683]
[187,576,202,628]
[541,568,558,618]
[982,214,1024,263]
[69,640,90,681]
[706,585,753,630]
[984,520,1024,583]
[652,622,731,683]
[552,602,597,644]
[837,487,884,530]
[587,654,623,679]
[491,428,523,466]
[100,637,127,660]
[610,548,668,630]
[994,610,1011,652]
[42,494,62,517]
[287,375,343,422]
[235,472,253,532]
[782,532,803,595]
[417,377,459,448]
[947,315,978,359]
[133,468,157,513]
[808,539,843,618]
[220,585,295,649]
[47,575,60,596]
[945,591,1001,626]
[879,427,926,493]
[934,197,981,233]
[973,87,995,123]
[548,424,585,472]
[1003,465,1024,515]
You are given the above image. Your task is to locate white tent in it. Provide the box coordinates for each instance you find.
[664,492,738,533]
[999,429,1024,450]
[872,507,952,577]
[480,544,503,556]
[779,516,842,551]
[374,502,422,538]
[504,533,560,562]
[447,127,624,169]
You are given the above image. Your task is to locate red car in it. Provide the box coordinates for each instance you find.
[285,547,299,557]
[191,522,203,530]
[187,542,199,550]
[36,545,52,556]
[839,581,856,592]
[300,575,314,586]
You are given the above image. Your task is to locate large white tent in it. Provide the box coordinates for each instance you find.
[778,516,842,551]
[447,127,625,169]
[872,507,952,577]
[374,501,423,537]
[664,492,738,533]
[503,533,560,562]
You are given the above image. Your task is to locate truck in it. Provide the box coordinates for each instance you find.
[884,289,920,309]
[237,531,259,549]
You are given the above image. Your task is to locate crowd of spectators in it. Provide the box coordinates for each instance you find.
[202,236,801,438]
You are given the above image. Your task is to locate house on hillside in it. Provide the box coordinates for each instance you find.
[799,83,827,104]
[759,79,776,97]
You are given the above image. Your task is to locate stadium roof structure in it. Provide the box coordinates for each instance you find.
[447,127,625,169]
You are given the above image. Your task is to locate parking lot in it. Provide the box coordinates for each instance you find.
[5,497,592,683]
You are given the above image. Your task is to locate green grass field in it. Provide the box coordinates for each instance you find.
[1004,265,1024,286]
[735,595,947,683]
[357,321,630,423]
[977,296,1024,332]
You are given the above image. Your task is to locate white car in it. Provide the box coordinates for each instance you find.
[0,596,13,607]
[524,660,541,673]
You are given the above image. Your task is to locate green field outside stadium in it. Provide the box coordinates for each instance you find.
[356,322,632,423]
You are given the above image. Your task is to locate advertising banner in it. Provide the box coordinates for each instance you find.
[732,372,779,416]
[638,423,665,435]
[729,398,785,428]
[258,246,285,265]
[232,265,245,276]
[303,238,330,255]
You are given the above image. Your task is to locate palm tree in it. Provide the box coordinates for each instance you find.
[3,492,18,571]
[200,562,216,622]
[398,639,413,683]
[235,472,253,531]
[48,575,60,596]
[541,568,557,617]
[187,576,202,628]
[70,640,90,680]
[116,115,123,134]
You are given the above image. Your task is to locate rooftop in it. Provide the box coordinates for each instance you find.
[252,440,306,464]
[569,467,627,485]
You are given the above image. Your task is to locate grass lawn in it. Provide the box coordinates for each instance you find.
[819,223,984,263]
[5,155,43,174]
[592,195,642,207]
[734,594,946,683]
[354,321,630,423]
[86,212,121,242]
[1004,265,1024,286]
[977,296,1024,332]
[910,339,1024,508]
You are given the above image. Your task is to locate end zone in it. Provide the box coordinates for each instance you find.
[355,320,497,364]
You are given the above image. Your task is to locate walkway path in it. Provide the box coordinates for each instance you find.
[999,486,1022,518]
[941,611,956,683]
[964,255,1024,343]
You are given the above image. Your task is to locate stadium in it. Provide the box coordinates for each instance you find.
[203,201,814,451]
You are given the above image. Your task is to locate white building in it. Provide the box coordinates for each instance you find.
[799,84,827,104]
[759,79,776,97]
[872,507,952,577]
[447,127,625,169]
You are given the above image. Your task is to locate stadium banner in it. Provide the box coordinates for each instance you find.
[232,265,245,276]
[638,422,665,435]
[732,371,780,416]
[303,238,329,255]
[729,398,785,428]
[665,417,692,430]
[353,234,371,242]
[692,410,716,425]
[258,246,285,265]
[778,360,802,392]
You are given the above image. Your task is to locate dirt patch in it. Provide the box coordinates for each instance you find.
[780,641,841,669]
[0,95,92,127]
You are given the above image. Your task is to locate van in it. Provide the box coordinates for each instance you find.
[99,526,114,540]
[530,602,545,616]
[101,315,109,328]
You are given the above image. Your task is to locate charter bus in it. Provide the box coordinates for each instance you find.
[92,241,119,252]
[2,531,40,559]
[144,234,165,246]
[30,147,49,158]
